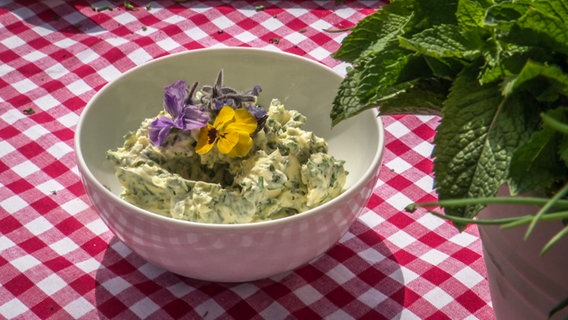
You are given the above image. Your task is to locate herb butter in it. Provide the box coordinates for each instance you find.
[107,75,347,224]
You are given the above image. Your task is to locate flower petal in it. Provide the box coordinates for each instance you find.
[250,85,262,96]
[213,106,236,129]
[217,130,239,154]
[149,116,175,146]
[212,99,225,111]
[232,108,257,134]
[228,131,254,157]
[179,104,209,130]
[247,106,267,122]
[195,125,216,154]
[163,80,186,118]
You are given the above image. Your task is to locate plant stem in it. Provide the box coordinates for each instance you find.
[525,182,568,240]
[412,196,568,209]
[426,210,568,226]
[541,225,568,255]
[542,112,568,134]
[322,27,353,33]
[500,216,534,229]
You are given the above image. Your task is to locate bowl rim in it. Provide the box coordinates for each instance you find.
[75,47,385,231]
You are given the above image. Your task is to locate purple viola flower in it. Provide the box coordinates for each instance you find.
[149,80,209,146]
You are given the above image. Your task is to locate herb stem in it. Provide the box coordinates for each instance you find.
[525,182,568,240]
[427,210,522,225]
[541,225,568,255]
[322,27,353,33]
[500,216,533,229]
[413,196,568,209]
[426,210,568,226]
[542,112,568,134]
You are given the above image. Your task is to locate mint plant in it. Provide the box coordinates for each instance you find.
[331,0,568,254]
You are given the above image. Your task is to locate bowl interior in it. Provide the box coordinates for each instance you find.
[78,48,381,201]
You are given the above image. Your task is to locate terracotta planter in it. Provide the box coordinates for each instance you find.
[478,192,568,320]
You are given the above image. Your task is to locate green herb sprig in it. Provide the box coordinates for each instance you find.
[331,0,568,240]
[332,3,567,315]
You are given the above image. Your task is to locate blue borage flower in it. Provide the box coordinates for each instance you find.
[148,71,267,157]
[149,80,209,146]
[198,72,267,129]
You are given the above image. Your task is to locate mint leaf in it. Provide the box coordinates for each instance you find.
[545,108,568,170]
[508,107,568,195]
[433,65,531,226]
[506,0,568,55]
[484,1,531,26]
[330,48,415,125]
[398,24,481,60]
[532,0,568,26]
[331,0,465,125]
[478,45,558,85]
[423,56,464,80]
[457,0,491,32]
[358,46,430,104]
[501,60,568,101]
[333,0,414,62]
[412,0,459,28]
[331,66,366,125]
[331,42,433,125]
[334,0,462,63]
[377,78,447,116]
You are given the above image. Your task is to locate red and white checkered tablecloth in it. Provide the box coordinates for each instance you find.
[0,1,494,319]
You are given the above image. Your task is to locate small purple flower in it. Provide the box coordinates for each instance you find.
[212,99,226,111]
[247,106,267,122]
[250,85,262,96]
[149,80,209,146]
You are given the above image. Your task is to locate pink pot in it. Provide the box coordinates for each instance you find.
[478,192,568,320]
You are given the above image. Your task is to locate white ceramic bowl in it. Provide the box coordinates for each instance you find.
[75,47,384,282]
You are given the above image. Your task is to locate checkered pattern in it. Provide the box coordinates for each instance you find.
[0,1,494,319]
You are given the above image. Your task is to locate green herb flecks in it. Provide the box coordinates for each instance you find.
[124,0,136,11]
[258,176,264,189]
[92,5,113,12]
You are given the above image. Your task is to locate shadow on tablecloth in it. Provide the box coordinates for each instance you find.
[93,220,403,319]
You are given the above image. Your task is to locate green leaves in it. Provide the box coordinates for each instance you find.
[508,108,568,195]
[456,0,490,32]
[331,43,434,125]
[501,60,568,100]
[398,24,482,60]
[508,0,568,55]
[331,0,568,222]
[332,0,414,62]
[330,0,475,124]
[433,65,531,225]
[507,105,568,198]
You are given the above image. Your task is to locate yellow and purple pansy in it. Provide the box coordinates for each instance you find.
[195,106,257,157]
